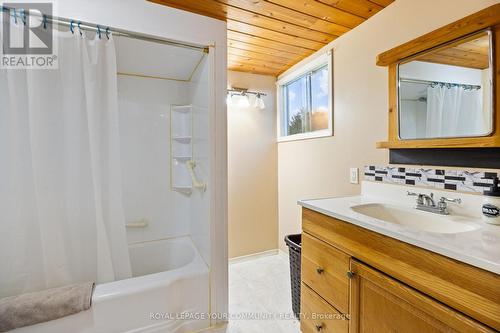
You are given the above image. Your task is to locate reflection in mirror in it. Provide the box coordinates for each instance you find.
[398,31,492,140]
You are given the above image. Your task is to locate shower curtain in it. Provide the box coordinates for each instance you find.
[425,85,484,137]
[0,29,131,298]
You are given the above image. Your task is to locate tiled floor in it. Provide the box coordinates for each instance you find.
[226,253,301,333]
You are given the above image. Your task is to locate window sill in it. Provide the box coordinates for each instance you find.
[277,129,332,143]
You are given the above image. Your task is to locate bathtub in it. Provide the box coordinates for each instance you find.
[14,237,210,333]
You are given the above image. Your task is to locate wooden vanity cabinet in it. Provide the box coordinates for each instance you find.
[300,208,500,333]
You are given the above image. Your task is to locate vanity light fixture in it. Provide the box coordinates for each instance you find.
[227,87,267,109]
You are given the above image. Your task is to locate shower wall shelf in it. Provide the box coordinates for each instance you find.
[171,104,194,195]
[173,155,192,162]
[170,104,207,195]
[172,186,192,195]
[172,105,193,113]
[172,136,192,143]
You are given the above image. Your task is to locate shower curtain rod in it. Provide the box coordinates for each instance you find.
[0,6,209,53]
[400,78,481,90]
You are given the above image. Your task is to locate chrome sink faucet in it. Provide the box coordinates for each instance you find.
[407,191,461,215]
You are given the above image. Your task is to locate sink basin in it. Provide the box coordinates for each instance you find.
[351,203,480,234]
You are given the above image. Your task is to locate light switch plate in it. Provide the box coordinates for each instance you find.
[350,168,359,184]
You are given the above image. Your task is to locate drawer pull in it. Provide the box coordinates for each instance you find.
[316,266,325,274]
[315,324,324,331]
[347,270,355,279]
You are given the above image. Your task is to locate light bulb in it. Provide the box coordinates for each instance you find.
[226,94,233,106]
[237,94,250,108]
[258,98,265,110]
[254,94,265,110]
[253,95,260,108]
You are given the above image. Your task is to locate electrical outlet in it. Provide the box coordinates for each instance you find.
[350,168,359,184]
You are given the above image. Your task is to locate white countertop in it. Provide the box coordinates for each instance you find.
[298,181,500,275]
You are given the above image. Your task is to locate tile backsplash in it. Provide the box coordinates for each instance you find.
[364,166,498,194]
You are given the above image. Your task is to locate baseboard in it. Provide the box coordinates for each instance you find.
[228,249,279,264]
[278,249,289,258]
[190,322,227,333]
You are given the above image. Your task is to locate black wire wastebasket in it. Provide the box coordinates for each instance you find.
[284,234,301,320]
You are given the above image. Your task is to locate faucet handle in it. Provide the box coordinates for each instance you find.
[407,191,424,205]
[440,197,462,204]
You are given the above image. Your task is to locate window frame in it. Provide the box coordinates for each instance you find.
[277,51,333,142]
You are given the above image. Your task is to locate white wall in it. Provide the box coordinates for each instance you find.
[277,0,500,252]
[227,71,278,258]
[400,61,483,85]
[118,75,191,244]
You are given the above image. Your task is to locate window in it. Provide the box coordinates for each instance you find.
[277,53,332,141]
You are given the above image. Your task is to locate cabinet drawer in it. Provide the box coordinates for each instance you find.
[301,232,350,314]
[301,283,349,333]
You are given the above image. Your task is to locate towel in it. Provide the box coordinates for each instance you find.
[0,282,95,332]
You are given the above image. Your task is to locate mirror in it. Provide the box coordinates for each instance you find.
[398,30,492,140]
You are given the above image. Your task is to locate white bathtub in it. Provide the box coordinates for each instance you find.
[14,237,210,333]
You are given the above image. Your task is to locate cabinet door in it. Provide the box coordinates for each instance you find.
[349,260,495,333]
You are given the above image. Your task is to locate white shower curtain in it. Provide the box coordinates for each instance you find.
[0,30,131,298]
[425,85,484,137]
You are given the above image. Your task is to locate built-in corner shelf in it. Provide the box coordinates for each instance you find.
[170,104,207,194]
[172,104,192,113]
[171,104,193,195]
[172,186,192,195]
[173,155,192,162]
[172,136,192,143]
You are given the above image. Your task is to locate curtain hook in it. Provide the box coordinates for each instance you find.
[78,21,82,36]
[42,15,48,29]
[12,8,17,24]
[97,25,101,39]
[21,9,26,25]
[105,27,110,39]
[70,20,74,34]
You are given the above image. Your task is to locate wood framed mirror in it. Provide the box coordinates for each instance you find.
[376,4,500,149]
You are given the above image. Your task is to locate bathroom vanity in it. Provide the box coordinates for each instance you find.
[298,182,500,333]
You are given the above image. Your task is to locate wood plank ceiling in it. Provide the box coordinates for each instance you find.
[417,33,490,70]
[149,0,395,76]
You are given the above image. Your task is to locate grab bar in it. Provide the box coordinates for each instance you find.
[126,218,149,228]
[186,160,207,192]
